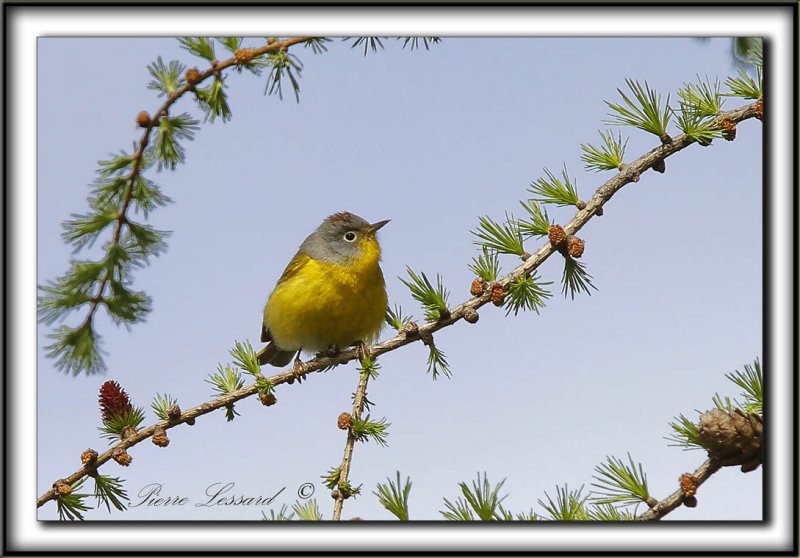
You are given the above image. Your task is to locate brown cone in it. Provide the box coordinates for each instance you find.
[338,412,353,430]
[698,408,762,471]
[490,283,506,306]
[470,278,486,297]
[567,236,585,258]
[548,225,567,248]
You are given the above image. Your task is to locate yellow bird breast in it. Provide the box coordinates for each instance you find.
[264,243,387,353]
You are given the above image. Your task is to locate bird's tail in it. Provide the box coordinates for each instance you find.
[257,343,296,367]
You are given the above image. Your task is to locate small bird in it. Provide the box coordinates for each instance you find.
[257,212,389,379]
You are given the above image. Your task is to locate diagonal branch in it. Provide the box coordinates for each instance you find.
[38,100,759,510]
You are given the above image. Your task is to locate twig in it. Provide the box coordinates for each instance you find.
[332,370,371,520]
[636,458,721,520]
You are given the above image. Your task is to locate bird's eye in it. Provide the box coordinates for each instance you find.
[343,231,357,242]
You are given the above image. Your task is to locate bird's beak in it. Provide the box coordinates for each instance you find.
[367,219,390,233]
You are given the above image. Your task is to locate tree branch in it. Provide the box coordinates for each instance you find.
[637,458,722,520]
[332,369,371,520]
[38,99,759,511]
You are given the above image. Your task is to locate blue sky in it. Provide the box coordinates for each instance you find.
[35,35,764,526]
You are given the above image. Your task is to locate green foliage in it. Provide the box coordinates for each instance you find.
[385,304,412,332]
[733,37,763,66]
[37,142,170,375]
[103,280,152,325]
[441,472,511,521]
[61,206,119,251]
[605,79,672,140]
[146,56,186,96]
[345,36,385,56]
[55,478,91,521]
[678,76,724,117]
[265,50,303,102]
[151,392,179,420]
[561,256,597,299]
[538,484,590,520]
[37,261,104,325]
[400,267,450,322]
[152,114,199,170]
[726,358,762,415]
[292,498,322,520]
[471,214,526,256]
[84,157,167,218]
[528,166,580,207]
[217,36,243,53]
[590,454,650,507]
[468,247,501,282]
[303,37,332,55]
[87,177,127,210]
[712,392,735,411]
[518,199,552,237]
[673,103,725,146]
[178,37,216,61]
[672,76,727,145]
[97,150,138,177]
[374,471,412,520]
[122,221,170,262]
[262,504,295,520]
[401,37,441,50]
[206,364,244,421]
[321,467,341,490]
[337,480,362,500]
[665,413,704,450]
[345,36,441,55]
[229,340,262,376]
[357,351,381,381]
[99,406,146,441]
[44,323,106,376]
[207,364,245,394]
[128,177,172,217]
[426,339,451,380]
[504,273,552,316]
[92,474,129,513]
[254,376,274,398]
[441,496,475,520]
[194,77,233,122]
[588,502,636,521]
[230,341,271,389]
[351,415,390,446]
[580,130,628,172]
[724,43,763,99]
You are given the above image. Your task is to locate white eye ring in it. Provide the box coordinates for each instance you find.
[343,231,357,242]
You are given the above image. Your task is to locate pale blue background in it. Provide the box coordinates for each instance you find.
[37,37,762,520]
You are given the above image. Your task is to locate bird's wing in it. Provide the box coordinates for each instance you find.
[260,323,271,343]
[260,254,312,343]
[275,253,312,286]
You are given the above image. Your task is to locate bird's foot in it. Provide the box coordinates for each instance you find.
[289,356,306,384]
[326,343,341,358]
[355,340,372,363]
